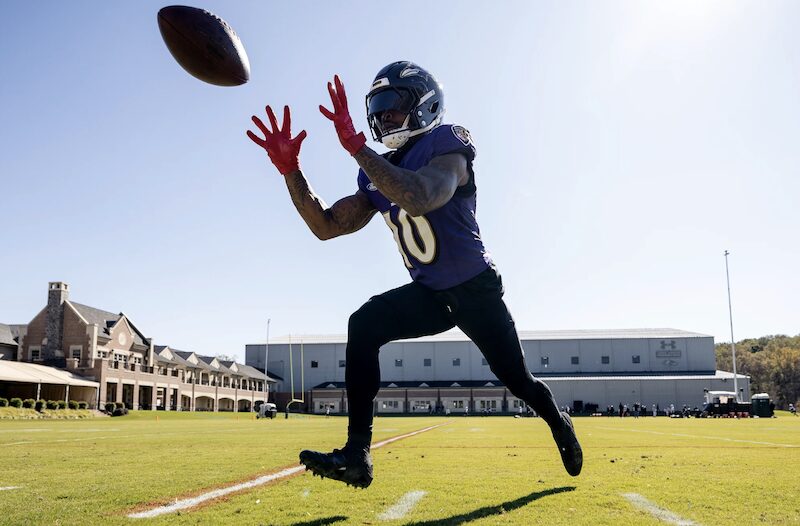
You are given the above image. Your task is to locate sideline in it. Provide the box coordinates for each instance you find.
[128,423,447,519]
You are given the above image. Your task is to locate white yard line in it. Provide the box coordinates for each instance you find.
[128,423,447,519]
[128,466,305,519]
[622,493,701,525]
[597,426,798,448]
[378,490,427,520]
[0,487,21,491]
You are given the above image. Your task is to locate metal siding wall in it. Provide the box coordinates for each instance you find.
[578,339,614,372]
[611,339,649,372]
[540,340,577,373]
[522,339,543,373]
[687,337,716,371]
[433,341,467,381]
[647,337,689,373]
[379,343,405,382]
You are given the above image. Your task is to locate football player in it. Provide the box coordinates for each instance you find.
[247,61,582,488]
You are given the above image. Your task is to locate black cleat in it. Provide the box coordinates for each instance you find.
[552,412,583,476]
[299,445,373,488]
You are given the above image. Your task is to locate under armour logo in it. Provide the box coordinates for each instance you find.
[660,340,676,350]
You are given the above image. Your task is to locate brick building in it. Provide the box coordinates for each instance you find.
[7,282,272,410]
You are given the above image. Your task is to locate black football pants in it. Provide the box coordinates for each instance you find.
[344,267,562,447]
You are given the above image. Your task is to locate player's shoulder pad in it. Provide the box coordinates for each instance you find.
[431,124,476,159]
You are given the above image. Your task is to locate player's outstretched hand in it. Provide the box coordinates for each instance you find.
[319,75,367,156]
[247,105,307,175]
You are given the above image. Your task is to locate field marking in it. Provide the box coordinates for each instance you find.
[0,486,21,491]
[128,423,447,519]
[127,466,305,519]
[622,493,701,525]
[597,426,798,448]
[378,490,427,520]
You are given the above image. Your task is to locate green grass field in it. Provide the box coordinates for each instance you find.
[1,411,798,525]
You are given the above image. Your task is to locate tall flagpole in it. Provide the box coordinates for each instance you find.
[724,250,739,401]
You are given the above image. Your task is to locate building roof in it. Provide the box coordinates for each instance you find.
[173,350,213,370]
[0,323,23,346]
[0,361,99,388]
[69,302,148,346]
[197,355,234,375]
[259,328,713,346]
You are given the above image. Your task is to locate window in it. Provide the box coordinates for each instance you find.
[338,360,346,368]
[571,356,579,365]
[452,400,464,408]
[70,346,82,360]
[423,358,432,367]
[541,356,549,366]
[381,400,399,409]
[394,359,403,367]
[31,347,41,361]
[601,355,610,364]
[310,361,319,368]
[632,355,641,364]
[452,358,461,366]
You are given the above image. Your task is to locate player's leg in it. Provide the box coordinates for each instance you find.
[344,282,455,447]
[299,281,454,487]
[444,268,582,476]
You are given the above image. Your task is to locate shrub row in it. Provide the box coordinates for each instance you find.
[0,398,88,411]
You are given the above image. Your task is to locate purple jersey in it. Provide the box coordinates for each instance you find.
[357,124,492,290]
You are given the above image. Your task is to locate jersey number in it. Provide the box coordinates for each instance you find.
[383,209,437,268]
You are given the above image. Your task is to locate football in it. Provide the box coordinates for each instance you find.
[157,5,250,86]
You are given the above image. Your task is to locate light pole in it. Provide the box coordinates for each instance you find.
[264,318,270,403]
[724,250,739,401]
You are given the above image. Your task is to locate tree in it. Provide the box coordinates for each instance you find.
[215,353,237,362]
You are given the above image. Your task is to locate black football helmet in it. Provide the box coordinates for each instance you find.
[365,61,444,149]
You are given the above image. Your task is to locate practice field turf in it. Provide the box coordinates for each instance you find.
[1,412,798,525]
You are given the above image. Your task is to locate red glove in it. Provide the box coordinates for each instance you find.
[319,75,367,156]
[247,105,307,175]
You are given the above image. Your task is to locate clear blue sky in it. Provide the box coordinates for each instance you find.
[2,1,798,362]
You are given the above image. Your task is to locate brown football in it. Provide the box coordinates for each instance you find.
[157,5,250,87]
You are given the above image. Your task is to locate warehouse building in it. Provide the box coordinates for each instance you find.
[246,329,749,414]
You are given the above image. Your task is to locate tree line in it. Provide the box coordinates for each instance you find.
[715,334,800,408]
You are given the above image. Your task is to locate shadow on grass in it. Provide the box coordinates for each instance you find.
[289,516,347,526]
[405,486,576,526]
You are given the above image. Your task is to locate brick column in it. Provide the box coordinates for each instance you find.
[150,385,157,411]
[116,382,123,405]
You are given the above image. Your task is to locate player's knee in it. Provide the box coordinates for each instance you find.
[348,299,391,346]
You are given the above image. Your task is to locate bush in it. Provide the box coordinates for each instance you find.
[9,398,22,408]
[56,400,67,410]
[22,399,35,409]
[46,400,58,410]
[115,402,125,409]
[68,400,78,410]
[105,402,115,413]
[0,398,7,407]
[77,401,88,410]
[35,400,45,412]
[112,406,129,417]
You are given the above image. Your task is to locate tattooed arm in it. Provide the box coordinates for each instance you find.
[353,150,470,217]
[283,170,377,240]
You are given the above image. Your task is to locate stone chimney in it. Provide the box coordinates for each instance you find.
[45,282,69,360]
